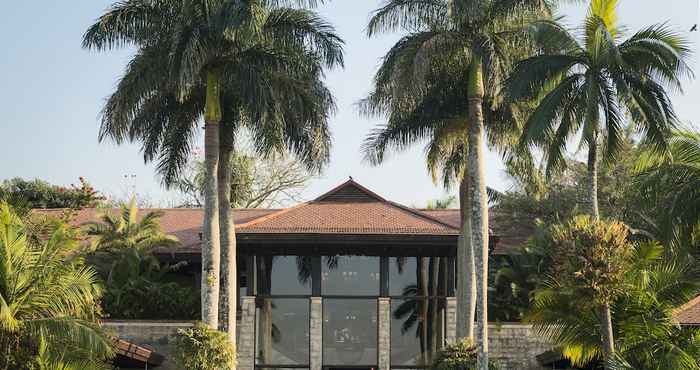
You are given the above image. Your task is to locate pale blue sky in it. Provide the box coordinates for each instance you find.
[0,1,697,206]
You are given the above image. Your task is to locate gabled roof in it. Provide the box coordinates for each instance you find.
[675,295,700,326]
[237,179,459,235]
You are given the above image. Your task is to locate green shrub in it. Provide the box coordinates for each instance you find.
[432,339,499,370]
[173,322,236,370]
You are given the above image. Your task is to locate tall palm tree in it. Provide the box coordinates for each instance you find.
[0,203,114,370]
[361,1,553,366]
[506,0,692,220]
[83,0,343,339]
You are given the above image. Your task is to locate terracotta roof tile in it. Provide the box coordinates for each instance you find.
[675,295,700,326]
[238,180,458,235]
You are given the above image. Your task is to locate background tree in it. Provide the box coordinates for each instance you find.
[361,0,553,365]
[635,129,700,258]
[0,177,103,209]
[506,0,692,220]
[175,149,313,208]
[0,202,113,370]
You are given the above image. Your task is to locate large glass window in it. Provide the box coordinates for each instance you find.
[256,298,310,366]
[323,299,377,366]
[257,256,312,295]
[322,256,379,295]
[389,257,447,297]
[391,298,445,367]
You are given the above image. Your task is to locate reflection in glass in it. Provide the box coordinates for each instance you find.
[322,256,379,295]
[323,299,377,365]
[256,298,309,365]
[257,256,312,295]
[391,298,445,366]
[389,257,446,297]
[390,257,446,365]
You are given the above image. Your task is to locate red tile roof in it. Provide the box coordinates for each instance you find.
[32,179,531,254]
[238,180,458,235]
[675,295,700,326]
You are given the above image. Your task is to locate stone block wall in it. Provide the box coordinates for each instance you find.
[488,323,552,370]
[102,320,195,370]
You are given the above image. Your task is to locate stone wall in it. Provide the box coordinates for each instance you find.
[103,320,195,370]
[488,323,552,370]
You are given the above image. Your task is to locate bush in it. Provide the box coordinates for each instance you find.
[432,339,499,370]
[173,322,236,370]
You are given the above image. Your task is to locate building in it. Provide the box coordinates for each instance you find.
[60,178,681,370]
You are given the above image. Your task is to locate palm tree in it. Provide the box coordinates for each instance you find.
[361,1,553,366]
[84,199,179,254]
[0,203,114,370]
[530,241,700,369]
[506,0,692,220]
[635,130,700,257]
[83,0,343,339]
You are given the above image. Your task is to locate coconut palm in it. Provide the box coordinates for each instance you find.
[506,0,692,220]
[361,0,554,366]
[83,0,343,340]
[0,203,113,370]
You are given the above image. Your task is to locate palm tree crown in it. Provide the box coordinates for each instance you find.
[84,200,178,253]
[506,0,692,217]
[83,0,344,183]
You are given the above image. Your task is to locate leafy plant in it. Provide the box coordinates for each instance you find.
[0,202,113,370]
[0,177,103,210]
[85,200,198,319]
[173,322,236,370]
[432,339,499,370]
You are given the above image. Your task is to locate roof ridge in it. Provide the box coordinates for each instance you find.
[313,178,386,203]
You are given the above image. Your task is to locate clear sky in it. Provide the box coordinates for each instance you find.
[0,1,697,207]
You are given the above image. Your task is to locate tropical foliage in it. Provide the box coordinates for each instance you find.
[635,130,700,257]
[84,201,198,320]
[0,177,103,210]
[173,322,236,370]
[530,240,699,369]
[0,203,113,370]
[431,338,499,370]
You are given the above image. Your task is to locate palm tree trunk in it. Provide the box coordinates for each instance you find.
[457,171,476,340]
[202,68,222,328]
[600,303,615,368]
[218,122,237,350]
[588,132,600,220]
[467,58,489,370]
